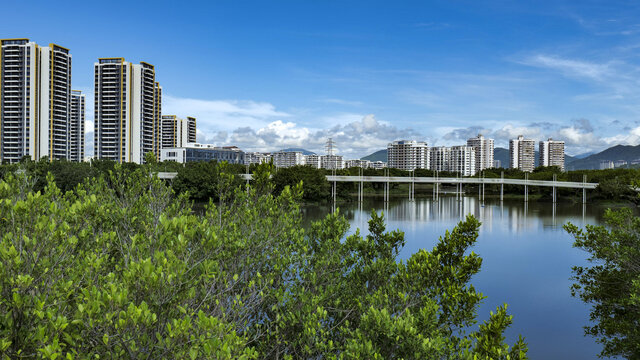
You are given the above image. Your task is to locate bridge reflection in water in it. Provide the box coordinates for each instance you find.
[335,196,595,236]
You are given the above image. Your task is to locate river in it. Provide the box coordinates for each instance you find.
[301,195,634,359]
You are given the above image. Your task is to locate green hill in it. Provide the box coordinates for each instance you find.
[361,149,387,162]
[278,148,316,155]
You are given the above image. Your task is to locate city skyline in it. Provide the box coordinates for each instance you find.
[3,1,640,158]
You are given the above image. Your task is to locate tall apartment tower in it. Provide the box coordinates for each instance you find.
[161,115,196,149]
[0,39,73,163]
[539,138,565,171]
[430,146,451,172]
[69,90,85,162]
[94,58,161,164]
[387,140,429,171]
[449,146,477,176]
[509,135,535,172]
[467,134,494,172]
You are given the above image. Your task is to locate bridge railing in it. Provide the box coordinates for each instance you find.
[156,172,598,189]
[325,175,598,189]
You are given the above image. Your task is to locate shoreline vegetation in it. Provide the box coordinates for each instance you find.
[1,156,638,358]
[0,159,529,358]
[2,156,638,206]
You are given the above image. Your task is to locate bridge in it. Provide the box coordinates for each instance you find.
[156,172,598,203]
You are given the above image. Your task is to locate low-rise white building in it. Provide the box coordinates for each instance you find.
[370,161,387,170]
[614,160,628,168]
[304,154,320,168]
[273,151,306,168]
[160,143,245,164]
[321,154,344,169]
[599,160,614,170]
[245,152,271,165]
[345,159,371,168]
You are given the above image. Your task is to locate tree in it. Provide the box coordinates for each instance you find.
[565,208,640,359]
[0,163,527,359]
[272,165,330,202]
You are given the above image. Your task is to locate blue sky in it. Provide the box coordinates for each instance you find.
[3,0,640,157]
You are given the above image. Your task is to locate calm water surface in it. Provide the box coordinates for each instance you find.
[301,196,636,360]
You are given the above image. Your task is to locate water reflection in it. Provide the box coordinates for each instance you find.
[302,195,633,360]
[313,196,600,234]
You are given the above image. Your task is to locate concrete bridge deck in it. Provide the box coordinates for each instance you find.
[157,172,597,203]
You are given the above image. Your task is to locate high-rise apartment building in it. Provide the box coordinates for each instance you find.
[430,146,451,172]
[509,135,535,172]
[467,134,494,172]
[539,138,565,171]
[69,90,85,162]
[161,115,196,149]
[0,39,74,163]
[154,82,162,159]
[449,146,476,176]
[387,140,429,170]
[94,58,161,164]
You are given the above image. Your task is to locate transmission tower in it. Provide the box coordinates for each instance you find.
[325,138,336,155]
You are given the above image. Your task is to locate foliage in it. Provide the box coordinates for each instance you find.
[565,208,640,359]
[272,165,330,202]
[0,162,527,359]
[171,160,245,202]
[594,177,637,201]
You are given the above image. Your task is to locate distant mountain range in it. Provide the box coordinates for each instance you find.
[294,145,640,170]
[278,148,316,156]
[566,145,640,170]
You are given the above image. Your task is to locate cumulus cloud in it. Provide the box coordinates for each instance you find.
[438,119,615,155]
[492,124,543,144]
[572,118,594,133]
[442,126,489,142]
[603,126,640,146]
[199,114,420,158]
[163,95,290,132]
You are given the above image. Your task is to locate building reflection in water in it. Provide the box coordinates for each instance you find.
[331,195,601,234]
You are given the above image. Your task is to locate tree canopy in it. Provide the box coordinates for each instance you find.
[0,163,527,359]
[566,208,640,359]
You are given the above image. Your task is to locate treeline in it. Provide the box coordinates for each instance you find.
[0,161,528,359]
[2,157,638,203]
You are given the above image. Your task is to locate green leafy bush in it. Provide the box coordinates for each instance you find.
[0,163,526,359]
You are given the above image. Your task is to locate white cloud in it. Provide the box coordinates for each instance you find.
[492,124,543,144]
[318,98,364,107]
[603,125,640,146]
[163,95,290,131]
[200,114,420,158]
[521,55,612,80]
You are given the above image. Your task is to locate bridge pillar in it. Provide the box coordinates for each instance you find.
[552,174,557,203]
